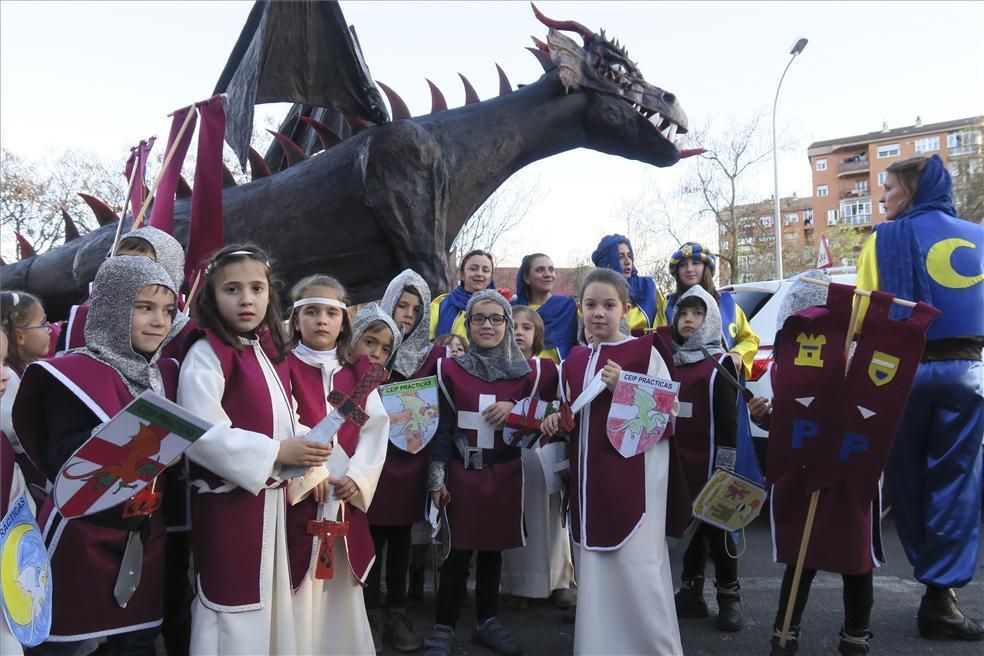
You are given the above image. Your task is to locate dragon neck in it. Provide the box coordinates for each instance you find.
[413,71,588,246]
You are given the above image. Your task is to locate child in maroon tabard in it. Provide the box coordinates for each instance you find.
[424,290,538,656]
[668,285,743,631]
[12,256,179,654]
[177,245,331,656]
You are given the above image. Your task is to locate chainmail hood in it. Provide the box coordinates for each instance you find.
[454,290,531,382]
[379,269,432,378]
[350,302,403,368]
[776,269,831,332]
[120,226,189,335]
[671,284,725,366]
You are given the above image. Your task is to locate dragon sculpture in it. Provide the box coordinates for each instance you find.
[1,4,694,318]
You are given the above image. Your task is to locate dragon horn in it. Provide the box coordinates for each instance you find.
[298,116,342,150]
[345,115,372,134]
[377,81,412,121]
[530,2,593,41]
[530,35,549,52]
[458,73,480,105]
[427,79,448,113]
[247,147,272,180]
[78,193,120,226]
[526,47,554,72]
[495,64,512,96]
[221,163,238,188]
[678,148,707,159]
[267,130,308,167]
[61,208,81,242]
[15,231,36,259]
[0,255,6,267]
[176,175,192,199]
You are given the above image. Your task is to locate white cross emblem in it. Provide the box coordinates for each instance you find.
[457,394,497,448]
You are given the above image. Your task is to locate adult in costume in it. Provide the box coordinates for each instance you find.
[856,154,983,641]
[430,250,496,342]
[512,253,578,361]
[591,234,664,332]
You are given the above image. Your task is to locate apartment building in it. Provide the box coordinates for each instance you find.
[718,195,815,285]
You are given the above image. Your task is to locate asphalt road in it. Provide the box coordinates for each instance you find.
[383,510,984,655]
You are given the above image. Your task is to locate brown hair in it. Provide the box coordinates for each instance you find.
[289,274,352,361]
[517,253,550,300]
[0,290,44,374]
[580,268,630,306]
[886,156,929,200]
[434,333,468,350]
[674,265,721,301]
[347,320,395,364]
[458,249,495,273]
[511,305,545,356]
[194,243,288,361]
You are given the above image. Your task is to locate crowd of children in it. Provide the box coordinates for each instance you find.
[2,169,981,656]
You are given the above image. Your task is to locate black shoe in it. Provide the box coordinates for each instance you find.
[838,626,872,655]
[675,576,709,618]
[769,624,800,655]
[917,585,984,641]
[715,582,743,632]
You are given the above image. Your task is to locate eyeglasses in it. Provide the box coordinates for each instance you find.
[20,320,51,332]
[468,313,506,327]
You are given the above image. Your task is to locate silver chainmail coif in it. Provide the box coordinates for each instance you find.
[454,290,531,382]
[671,284,726,366]
[77,256,178,397]
[776,269,831,332]
[119,226,189,335]
[350,302,403,368]
[379,269,432,378]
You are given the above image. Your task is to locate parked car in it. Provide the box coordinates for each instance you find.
[721,267,857,442]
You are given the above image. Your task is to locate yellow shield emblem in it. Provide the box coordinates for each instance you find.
[868,351,900,387]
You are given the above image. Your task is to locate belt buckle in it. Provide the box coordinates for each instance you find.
[464,446,483,470]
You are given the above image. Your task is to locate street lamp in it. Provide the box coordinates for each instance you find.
[772,36,808,280]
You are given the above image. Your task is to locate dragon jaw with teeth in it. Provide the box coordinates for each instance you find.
[1,3,697,317]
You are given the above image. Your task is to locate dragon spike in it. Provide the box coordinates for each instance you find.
[247,147,272,180]
[495,64,512,96]
[176,175,193,199]
[0,255,6,267]
[298,116,342,149]
[15,231,36,259]
[345,115,372,134]
[221,163,238,188]
[267,130,309,167]
[458,73,480,105]
[61,208,81,242]
[530,2,593,41]
[377,81,412,121]
[530,35,549,52]
[427,79,448,113]
[526,47,554,72]
[78,193,120,226]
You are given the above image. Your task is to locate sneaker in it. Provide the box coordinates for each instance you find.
[552,587,577,609]
[505,594,529,610]
[368,610,383,654]
[838,626,872,655]
[423,624,455,656]
[471,616,523,656]
[674,576,709,618]
[386,607,424,653]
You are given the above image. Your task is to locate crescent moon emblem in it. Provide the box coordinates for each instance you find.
[1,523,33,625]
[926,238,984,290]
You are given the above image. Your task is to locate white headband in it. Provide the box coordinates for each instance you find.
[292,297,347,311]
[205,250,271,275]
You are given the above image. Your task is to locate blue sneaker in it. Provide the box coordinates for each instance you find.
[423,624,455,656]
[472,617,522,656]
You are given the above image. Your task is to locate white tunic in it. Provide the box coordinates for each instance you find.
[289,346,389,656]
[571,345,683,656]
[500,446,574,598]
[179,338,302,656]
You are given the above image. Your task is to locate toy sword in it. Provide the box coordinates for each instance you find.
[697,345,755,402]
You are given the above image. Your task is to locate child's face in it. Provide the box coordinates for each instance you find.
[676,305,706,340]
[116,238,157,260]
[458,254,493,293]
[351,326,394,366]
[581,282,629,344]
[677,257,705,289]
[295,285,345,351]
[467,300,506,349]
[15,303,52,363]
[513,313,536,358]
[392,290,421,333]
[448,337,466,356]
[131,285,176,355]
[0,331,9,396]
[215,260,270,334]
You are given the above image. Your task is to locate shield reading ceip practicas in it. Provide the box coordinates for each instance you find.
[379,377,439,454]
[606,370,678,458]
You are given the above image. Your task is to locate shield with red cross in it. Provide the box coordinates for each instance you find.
[53,391,211,519]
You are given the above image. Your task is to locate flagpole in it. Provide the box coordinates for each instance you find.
[131,107,199,230]
[108,152,142,257]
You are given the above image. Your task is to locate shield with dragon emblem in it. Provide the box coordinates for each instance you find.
[606,371,678,458]
[0,493,51,647]
[53,391,211,519]
[379,377,439,454]
[691,468,766,531]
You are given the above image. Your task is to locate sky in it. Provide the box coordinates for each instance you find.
[2,1,982,268]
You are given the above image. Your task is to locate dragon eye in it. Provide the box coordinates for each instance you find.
[610,63,627,76]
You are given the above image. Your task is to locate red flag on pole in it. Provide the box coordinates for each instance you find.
[184,97,227,289]
[148,108,197,234]
[816,234,833,269]
[124,137,156,217]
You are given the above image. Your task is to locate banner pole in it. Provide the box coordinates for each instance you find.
[131,107,198,230]
[800,277,917,308]
[107,154,142,257]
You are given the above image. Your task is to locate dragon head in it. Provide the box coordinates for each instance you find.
[532,3,697,166]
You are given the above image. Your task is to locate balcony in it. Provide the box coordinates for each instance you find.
[838,158,870,175]
[949,144,982,157]
[842,214,872,226]
[840,188,870,199]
